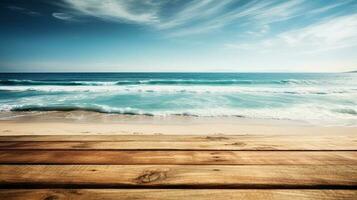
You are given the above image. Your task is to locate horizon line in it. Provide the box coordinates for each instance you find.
[0,71,351,73]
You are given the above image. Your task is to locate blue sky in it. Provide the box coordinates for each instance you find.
[0,0,357,72]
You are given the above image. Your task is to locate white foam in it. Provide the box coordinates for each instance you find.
[1,85,356,95]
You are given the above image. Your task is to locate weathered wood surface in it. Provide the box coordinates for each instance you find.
[1,189,357,200]
[0,140,356,150]
[1,150,356,165]
[1,135,355,150]
[1,165,356,188]
[0,134,354,141]
[0,135,356,199]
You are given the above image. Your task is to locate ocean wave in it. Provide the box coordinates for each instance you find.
[116,79,257,85]
[278,79,318,85]
[1,74,356,126]
[3,104,356,125]
[333,108,357,115]
[10,105,152,115]
[0,79,117,86]
[0,79,320,86]
[0,85,355,95]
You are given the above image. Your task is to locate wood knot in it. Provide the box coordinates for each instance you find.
[205,136,229,141]
[135,169,168,184]
[226,142,246,146]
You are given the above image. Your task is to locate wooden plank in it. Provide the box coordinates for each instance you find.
[0,134,354,142]
[1,165,356,188]
[0,140,356,150]
[0,150,356,165]
[1,189,357,200]
[1,135,355,150]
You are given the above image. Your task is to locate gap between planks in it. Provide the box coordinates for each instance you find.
[1,189,357,200]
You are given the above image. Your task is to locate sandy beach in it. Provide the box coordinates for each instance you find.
[1,111,356,136]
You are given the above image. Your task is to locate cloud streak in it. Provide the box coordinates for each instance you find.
[226,13,357,54]
[3,0,357,72]
[7,5,41,16]
[53,0,357,52]
[56,0,356,37]
[61,0,160,24]
[52,12,76,21]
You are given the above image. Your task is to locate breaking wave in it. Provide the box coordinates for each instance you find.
[0,79,320,86]
[1,73,356,126]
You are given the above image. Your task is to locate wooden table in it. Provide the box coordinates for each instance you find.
[0,134,356,199]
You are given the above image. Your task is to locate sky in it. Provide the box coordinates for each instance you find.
[0,0,357,72]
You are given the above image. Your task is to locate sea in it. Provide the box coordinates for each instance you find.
[0,73,356,126]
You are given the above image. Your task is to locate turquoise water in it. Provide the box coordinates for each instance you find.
[0,73,356,125]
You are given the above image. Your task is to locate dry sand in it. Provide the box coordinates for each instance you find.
[0,111,356,136]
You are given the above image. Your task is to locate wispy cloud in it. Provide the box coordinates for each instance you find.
[3,0,357,72]
[56,0,356,40]
[60,0,160,24]
[226,13,357,54]
[56,0,304,35]
[156,0,233,29]
[7,5,41,16]
[279,14,357,52]
[52,12,76,21]
[158,0,347,37]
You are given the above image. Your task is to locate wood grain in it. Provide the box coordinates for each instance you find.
[1,150,356,165]
[1,135,355,150]
[1,189,357,200]
[0,140,356,150]
[0,135,354,142]
[0,135,356,199]
[1,165,356,189]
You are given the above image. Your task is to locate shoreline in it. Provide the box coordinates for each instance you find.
[1,111,356,136]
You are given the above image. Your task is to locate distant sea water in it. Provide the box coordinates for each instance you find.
[0,73,356,126]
